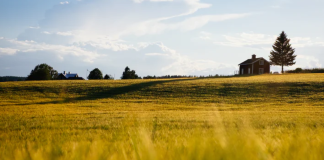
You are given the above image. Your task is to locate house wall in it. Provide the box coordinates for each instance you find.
[239,59,270,75]
[253,60,270,74]
[57,74,67,80]
[239,64,253,75]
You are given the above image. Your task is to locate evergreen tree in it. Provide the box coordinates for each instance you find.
[269,31,297,73]
[88,68,103,79]
[121,66,139,79]
[26,63,58,80]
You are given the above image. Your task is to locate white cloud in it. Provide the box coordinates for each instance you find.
[60,1,69,5]
[215,33,276,47]
[42,31,51,35]
[74,35,136,52]
[28,0,247,39]
[145,53,168,56]
[56,31,73,36]
[297,55,322,68]
[215,32,324,49]
[139,42,236,75]
[133,0,174,2]
[270,5,281,9]
[199,31,212,40]
[1,38,100,63]
[121,13,250,36]
[29,26,40,29]
[0,48,19,56]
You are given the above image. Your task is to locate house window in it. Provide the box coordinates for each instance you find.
[259,68,264,74]
[248,68,251,74]
[241,69,244,75]
[259,60,264,65]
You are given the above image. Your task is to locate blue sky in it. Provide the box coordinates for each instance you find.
[0,0,323,78]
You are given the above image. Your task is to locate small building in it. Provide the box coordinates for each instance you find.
[57,71,84,80]
[239,54,270,75]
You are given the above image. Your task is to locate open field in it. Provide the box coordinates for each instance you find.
[1,74,324,160]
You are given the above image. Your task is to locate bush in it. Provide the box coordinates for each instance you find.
[88,68,103,80]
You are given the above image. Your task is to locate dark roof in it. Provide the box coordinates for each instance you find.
[239,58,265,65]
[58,73,78,79]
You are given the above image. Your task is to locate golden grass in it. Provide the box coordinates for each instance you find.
[0,74,324,160]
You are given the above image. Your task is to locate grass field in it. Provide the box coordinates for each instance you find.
[1,74,324,160]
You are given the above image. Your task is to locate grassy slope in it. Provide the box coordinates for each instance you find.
[1,74,324,160]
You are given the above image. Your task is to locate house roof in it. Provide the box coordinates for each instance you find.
[239,58,269,65]
[65,74,78,78]
[59,73,78,79]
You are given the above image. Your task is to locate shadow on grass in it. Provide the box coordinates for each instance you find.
[9,78,199,105]
[76,79,199,101]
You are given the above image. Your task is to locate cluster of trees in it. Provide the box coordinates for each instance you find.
[87,68,114,80]
[88,66,140,80]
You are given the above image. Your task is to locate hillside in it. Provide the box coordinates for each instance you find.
[1,74,324,160]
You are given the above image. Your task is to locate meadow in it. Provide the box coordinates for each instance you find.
[1,74,324,160]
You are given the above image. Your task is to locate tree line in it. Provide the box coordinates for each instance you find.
[0,76,26,82]
[24,65,141,80]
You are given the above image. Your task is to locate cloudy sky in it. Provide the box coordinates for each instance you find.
[0,0,323,78]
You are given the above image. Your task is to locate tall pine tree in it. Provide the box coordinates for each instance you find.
[270,31,296,73]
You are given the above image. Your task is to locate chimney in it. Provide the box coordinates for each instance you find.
[63,71,66,74]
[252,54,256,60]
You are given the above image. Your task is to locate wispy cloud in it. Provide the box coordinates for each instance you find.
[199,31,212,40]
[215,32,324,49]
[1,38,100,63]
[0,48,19,56]
[121,13,250,36]
[60,1,69,5]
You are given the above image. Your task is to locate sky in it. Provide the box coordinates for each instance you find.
[0,0,323,78]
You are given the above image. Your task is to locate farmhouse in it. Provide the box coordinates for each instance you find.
[239,54,270,75]
[57,71,84,80]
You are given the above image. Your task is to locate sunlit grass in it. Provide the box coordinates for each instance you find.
[0,74,324,159]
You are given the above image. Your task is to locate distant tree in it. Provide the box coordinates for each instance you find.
[26,63,58,80]
[295,68,303,73]
[269,31,297,73]
[88,68,103,79]
[121,66,139,79]
[104,74,114,80]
